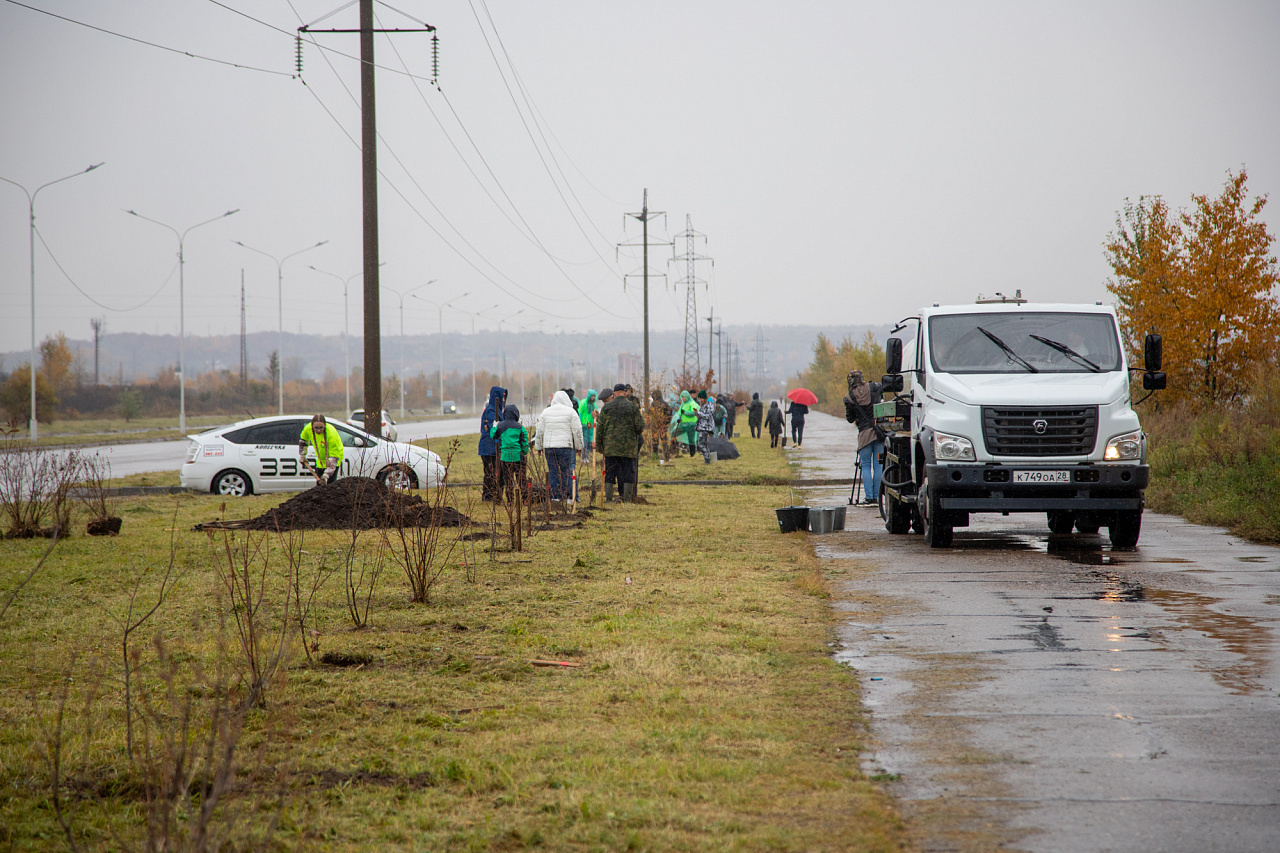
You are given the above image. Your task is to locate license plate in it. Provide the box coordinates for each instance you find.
[1013,470,1070,483]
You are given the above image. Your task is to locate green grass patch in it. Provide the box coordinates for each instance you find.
[0,440,902,850]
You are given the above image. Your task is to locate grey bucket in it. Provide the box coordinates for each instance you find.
[809,507,838,534]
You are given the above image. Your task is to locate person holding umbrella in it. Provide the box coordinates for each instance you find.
[785,388,817,447]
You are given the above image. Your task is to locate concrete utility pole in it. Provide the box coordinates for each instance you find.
[299,3,434,436]
[619,190,669,407]
[669,215,712,378]
[90,318,104,385]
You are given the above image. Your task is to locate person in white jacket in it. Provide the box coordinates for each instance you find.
[534,389,584,501]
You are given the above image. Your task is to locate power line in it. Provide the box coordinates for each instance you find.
[5,0,294,77]
[35,226,178,313]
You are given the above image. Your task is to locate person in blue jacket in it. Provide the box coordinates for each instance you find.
[478,385,508,501]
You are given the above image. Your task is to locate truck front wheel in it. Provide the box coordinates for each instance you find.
[919,471,953,548]
[1047,510,1075,534]
[1109,510,1142,549]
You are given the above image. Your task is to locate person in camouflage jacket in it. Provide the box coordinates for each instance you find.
[595,383,645,497]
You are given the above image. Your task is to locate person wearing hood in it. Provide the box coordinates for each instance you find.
[670,390,699,456]
[478,386,509,501]
[747,392,764,438]
[843,369,886,506]
[713,394,728,436]
[490,404,528,502]
[535,390,584,501]
[765,400,784,447]
[579,389,598,459]
[695,390,717,462]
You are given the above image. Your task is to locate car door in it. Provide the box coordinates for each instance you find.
[334,423,378,478]
[242,420,308,492]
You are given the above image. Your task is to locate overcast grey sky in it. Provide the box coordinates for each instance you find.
[2,0,1278,354]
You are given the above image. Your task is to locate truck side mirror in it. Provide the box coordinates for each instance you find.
[881,374,904,393]
[1143,371,1166,391]
[885,337,903,374]
[1144,333,1162,371]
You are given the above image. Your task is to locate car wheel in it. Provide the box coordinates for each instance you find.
[919,470,953,548]
[212,469,252,497]
[378,464,418,491]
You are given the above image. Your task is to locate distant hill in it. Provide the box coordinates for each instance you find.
[2,324,890,389]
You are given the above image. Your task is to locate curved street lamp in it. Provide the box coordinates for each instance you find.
[310,263,384,416]
[126,207,239,433]
[381,279,436,419]
[0,162,104,441]
[412,291,470,416]
[234,239,328,415]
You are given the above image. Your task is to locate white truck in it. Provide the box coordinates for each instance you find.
[878,296,1165,548]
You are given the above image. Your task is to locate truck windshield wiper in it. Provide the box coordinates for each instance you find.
[1029,334,1100,372]
[977,327,1038,373]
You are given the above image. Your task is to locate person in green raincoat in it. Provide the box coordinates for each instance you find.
[668,390,699,457]
[579,389,597,460]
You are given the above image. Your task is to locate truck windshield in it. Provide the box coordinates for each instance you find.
[929,312,1122,374]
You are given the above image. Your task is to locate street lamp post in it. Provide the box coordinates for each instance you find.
[381,280,435,419]
[467,303,500,415]
[309,264,382,416]
[126,208,239,434]
[234,239,328,415]
[496,309,524,392]
[1,162,103,441]
[412,291,470,416]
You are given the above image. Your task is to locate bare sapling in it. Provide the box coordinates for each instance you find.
[115,507,185,762]
[383,440,464,603]
[276,525,336,663]
[0,533,60,623]
[0,436,82,538]
[78,451,121,536]
[208,528,292,705]
[340,477,384,628]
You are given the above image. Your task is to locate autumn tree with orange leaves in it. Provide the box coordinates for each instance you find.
[1105,168,1280,409]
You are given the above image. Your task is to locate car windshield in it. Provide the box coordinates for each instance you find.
[929,312,1122,374]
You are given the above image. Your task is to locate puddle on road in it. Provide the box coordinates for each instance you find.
[1145,588,1272,694]
[1236,556,1270,564]
[1089,571,1145,602]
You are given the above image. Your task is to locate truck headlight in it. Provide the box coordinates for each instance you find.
[933,431,975,462]
[1105,430,1142,461]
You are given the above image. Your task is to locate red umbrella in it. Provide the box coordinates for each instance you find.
[786,388,818,406]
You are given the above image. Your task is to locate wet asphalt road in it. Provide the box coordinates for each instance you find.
[68,417,477,479]
[790,412,1280,853]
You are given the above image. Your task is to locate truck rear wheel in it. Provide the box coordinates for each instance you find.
[919,471,953,548]
[1109,510,1142,549]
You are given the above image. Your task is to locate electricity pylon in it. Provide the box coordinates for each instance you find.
[669,215,712,376]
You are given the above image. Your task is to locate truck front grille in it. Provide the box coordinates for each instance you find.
[981,406,1097,456]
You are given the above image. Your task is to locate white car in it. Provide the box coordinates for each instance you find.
[347,409,397,441]
[181,416,445,497]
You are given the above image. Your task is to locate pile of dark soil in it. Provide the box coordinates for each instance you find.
[238,477,472,532]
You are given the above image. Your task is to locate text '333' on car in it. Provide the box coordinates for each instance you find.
[180,415,444,497]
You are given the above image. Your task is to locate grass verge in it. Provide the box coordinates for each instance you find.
[0,437,903,850]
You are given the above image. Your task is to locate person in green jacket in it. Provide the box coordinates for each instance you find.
[669,390,699,457]
[489,404,528,502]
[298,414,345,485]
[579,389,598,460]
